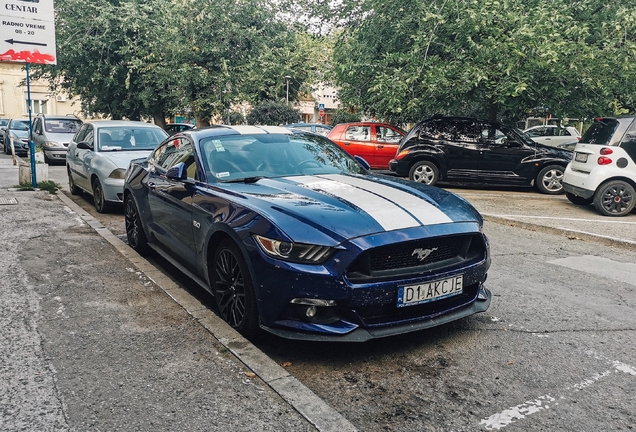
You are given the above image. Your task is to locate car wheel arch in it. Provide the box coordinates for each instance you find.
[408,156,445,179]
[205,229,258,292]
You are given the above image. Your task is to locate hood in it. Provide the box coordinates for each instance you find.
[10,130,29,139]
[533,142,572,159]
[42,131,76,144]
[102,150,152,169]
[214,173,482,245]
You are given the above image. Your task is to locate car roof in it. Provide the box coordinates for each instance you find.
[87,120,163,128]
[180,124,293,139]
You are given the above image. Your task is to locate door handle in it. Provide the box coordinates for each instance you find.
[343,141,351,146]
[147,182,156,189]
[377,145,384,149]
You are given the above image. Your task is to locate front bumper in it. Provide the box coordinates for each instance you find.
[101,177,125,203]
[262,284,491,342]
[389,159,408,177]
[43,148,68,161]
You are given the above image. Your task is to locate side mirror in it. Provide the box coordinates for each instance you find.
[354,155,371,171]
[166,162,187,181]
[77,141,93,150]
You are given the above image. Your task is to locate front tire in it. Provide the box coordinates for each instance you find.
[211,239,260,338]
[125,194,151,255]
[565,192,592,206]
[409,160,439,185]
[92,177,111,213]
[593,180,635,217]
[536,165,565,194]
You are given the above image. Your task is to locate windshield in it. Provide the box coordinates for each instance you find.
[199,133,365,182]
[579,119,619,145]
[44,118,82,134]
[9,120,30,131]
[97,126,168,151]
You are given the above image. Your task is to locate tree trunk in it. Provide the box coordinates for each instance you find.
[488,98,498,122]
[153,112,166,129]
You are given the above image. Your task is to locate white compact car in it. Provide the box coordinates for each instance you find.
[523,125,581,148]
[563,116,636,216]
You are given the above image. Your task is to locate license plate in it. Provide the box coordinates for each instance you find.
[575,152,588,163]
[397,275,463,308]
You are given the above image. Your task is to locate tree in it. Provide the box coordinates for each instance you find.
[329,0,636,124]
[246,100,301,125]
[329,109,361,126]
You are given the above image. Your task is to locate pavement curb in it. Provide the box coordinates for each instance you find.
[55,191,358,432]
[483,214,636,250]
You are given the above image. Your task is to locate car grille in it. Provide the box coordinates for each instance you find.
[349,282,480,326]
[346,234,485,283]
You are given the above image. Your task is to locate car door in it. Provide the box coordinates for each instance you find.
[477,124,535,183]
[146,137,198,268]
[434,119,484,178]
[340,125,376,165]
[68,124,95,191]
[373,125,405,168]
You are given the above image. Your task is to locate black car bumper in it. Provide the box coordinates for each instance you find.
[563,182,595,199]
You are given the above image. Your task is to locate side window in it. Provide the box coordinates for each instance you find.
[74,124,88,143]
[33,118,41,134]
[418,120,444,140]
[154,138,195,177]
[84,126,95,147]
[376,126,402,143]
[620,120,636,163]
[345,126,371,141]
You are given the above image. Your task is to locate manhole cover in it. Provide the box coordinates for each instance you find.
[0,197,18,205]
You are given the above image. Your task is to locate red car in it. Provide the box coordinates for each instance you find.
[327,122,406,169]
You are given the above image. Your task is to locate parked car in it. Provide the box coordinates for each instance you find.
[284,123,333,136]
[327,122,406,169]
[66,120,168,213]
[523,124,581,148]
[3,118,31,156]
[389,116,573,194]
[0,118,9,144]
[31,114,83,164]
[563,116,636,216]
[165,123,195,136]
[123,125,492,341]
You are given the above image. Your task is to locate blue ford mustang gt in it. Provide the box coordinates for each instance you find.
[123,125,492,342]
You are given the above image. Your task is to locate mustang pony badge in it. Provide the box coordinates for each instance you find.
[412,247,438,261]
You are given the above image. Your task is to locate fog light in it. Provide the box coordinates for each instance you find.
[305,306,317,318]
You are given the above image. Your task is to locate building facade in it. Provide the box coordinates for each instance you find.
[296,84,340,126]
[0,62,80,120]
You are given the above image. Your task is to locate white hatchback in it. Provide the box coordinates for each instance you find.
[524,125,581,148]
[563,116,636,216]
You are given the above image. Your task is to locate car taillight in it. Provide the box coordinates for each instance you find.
[396,149,410,160]
[597,157,612,165]
[577,137,581,141]
[599,147,613,155]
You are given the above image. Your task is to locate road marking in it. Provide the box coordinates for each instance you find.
[548,255,636,287]
[480,357,636,430]
[482,214,636,225]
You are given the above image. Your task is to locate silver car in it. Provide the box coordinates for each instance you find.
[66,120,168,212]
[31,114,83,164]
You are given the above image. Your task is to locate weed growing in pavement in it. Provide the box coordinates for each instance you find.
[15,181,61,193]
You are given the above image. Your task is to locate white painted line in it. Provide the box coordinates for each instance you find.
[482,213,636,225]
[480,355,636,430]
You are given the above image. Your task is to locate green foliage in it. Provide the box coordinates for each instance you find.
[329,109,361,126]
[330,0,636,123]
[246,101,301,125]
[16,180,61,193]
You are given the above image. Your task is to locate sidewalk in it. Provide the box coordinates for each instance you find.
[0,156,355,431]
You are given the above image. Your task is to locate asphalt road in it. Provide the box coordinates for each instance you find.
[34,163,636,431]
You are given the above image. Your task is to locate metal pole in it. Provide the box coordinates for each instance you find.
[26,63,37,188]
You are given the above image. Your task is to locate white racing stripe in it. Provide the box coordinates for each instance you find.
[322,174,452,225]
[291,175,450,231]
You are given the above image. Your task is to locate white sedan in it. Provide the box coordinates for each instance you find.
[66,120,168,213]
[523,125,581,148]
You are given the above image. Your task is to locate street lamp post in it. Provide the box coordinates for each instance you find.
[285,75,291,103]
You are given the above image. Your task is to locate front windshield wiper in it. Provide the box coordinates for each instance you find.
[222,176,263,184]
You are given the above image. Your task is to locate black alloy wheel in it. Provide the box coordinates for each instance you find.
[409,160,439,185]
[593,180,635,217]
[92,177,111,213]
[124,195,150,255]
[536,165,565,194]
[212,240,259,338]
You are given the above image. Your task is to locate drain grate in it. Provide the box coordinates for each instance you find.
[0,197,18,205]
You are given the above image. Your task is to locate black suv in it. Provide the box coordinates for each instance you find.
[389,116,573,194]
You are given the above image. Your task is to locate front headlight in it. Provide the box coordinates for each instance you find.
[43,141,62,148]
[108,168,127,179]
[255,235,334,264]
